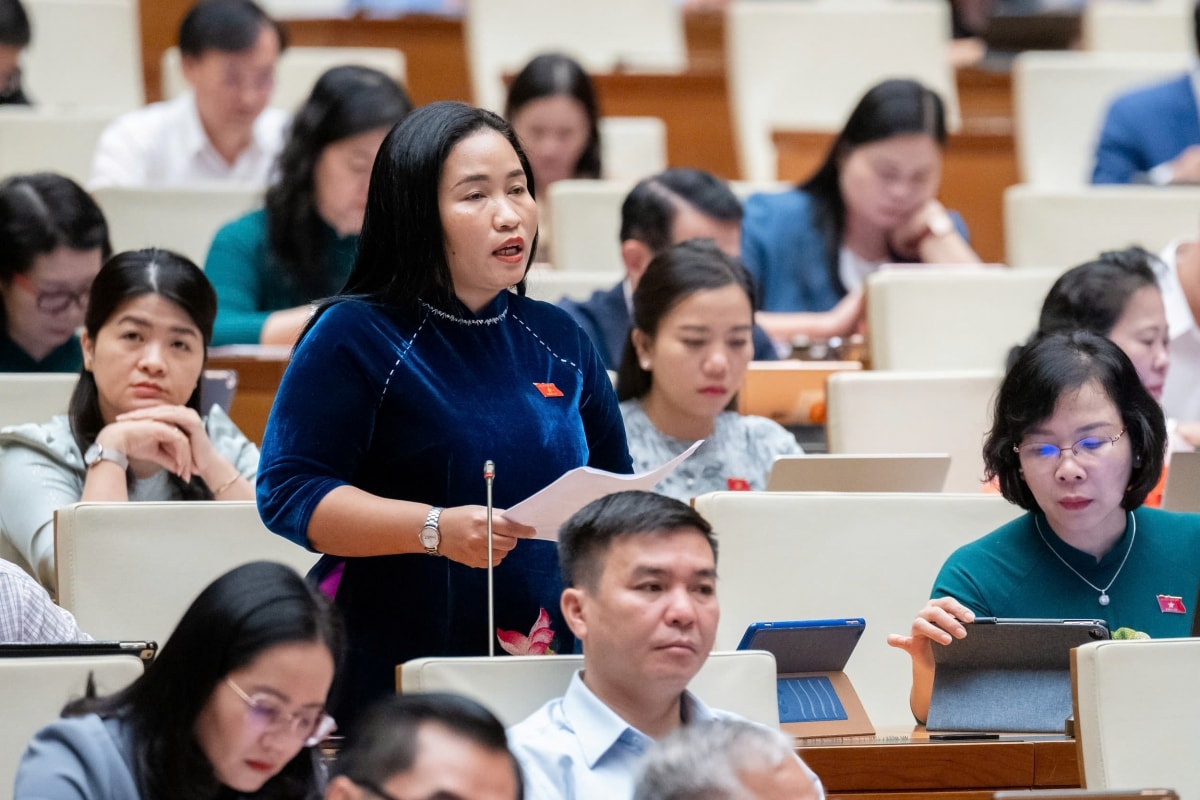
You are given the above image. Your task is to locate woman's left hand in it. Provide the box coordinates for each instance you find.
[115,405,228,486]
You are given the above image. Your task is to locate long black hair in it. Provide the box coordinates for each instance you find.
[800,78,946,294]
[505,52,602,182]
[265,65,411,300]
[65,561,344,800]
[308,101,537,328]
[69,249,218,499]
[617,239,756,401]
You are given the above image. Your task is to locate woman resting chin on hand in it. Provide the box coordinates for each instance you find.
[0,249,259,593]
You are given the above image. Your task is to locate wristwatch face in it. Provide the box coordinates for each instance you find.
[419,526,440,550]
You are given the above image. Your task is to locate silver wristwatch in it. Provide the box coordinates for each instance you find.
[83,442,129,472]
[418,506,443,556]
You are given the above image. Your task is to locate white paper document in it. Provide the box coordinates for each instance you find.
[503,440,703,541]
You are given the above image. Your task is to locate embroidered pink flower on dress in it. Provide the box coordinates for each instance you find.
[496,608,556,655]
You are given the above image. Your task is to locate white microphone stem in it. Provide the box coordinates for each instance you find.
[485,460,495,657]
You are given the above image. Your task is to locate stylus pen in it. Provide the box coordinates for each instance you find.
[929,733,1001,741]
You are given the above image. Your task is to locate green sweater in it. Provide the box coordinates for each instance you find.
[0,328,81,372]
[205,208,358,346]
[933,507,1200,638]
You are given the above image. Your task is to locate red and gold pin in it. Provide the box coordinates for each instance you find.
[533,383,563,398]
[726,477,751,491]
[1157,595,1187,614]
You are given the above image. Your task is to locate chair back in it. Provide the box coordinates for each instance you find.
[726,0,959,182]
[399,650,779,728]
[464,0,686,112]
[866,266,1060,370]
[598,116,668,181]
[1004,184,1200,269]
[826,369,1004,493]
[523,268,616,304]
[1083,0,1194,54]
[0,373,77,429]
[546,179,632,273]
[162,45,407,114]
[693,491,1020,728]
[92,186,261,267]
[0,653,144,792]
[21,0,143,113]
[55,501,319,644]
[1013,51,1188,187]
[0,110,116,184]
[1072,638,1200,798]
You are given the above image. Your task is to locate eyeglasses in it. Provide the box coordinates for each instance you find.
[225,677,336,747]
[1013,428,1128,466]
[11,272,91,315]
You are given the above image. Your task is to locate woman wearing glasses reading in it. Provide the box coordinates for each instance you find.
[0,173,110,371]
[887,331,1200,723]
[15,560,344,799]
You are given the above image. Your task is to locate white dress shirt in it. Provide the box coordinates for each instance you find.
[89,93,289,189]
[0,558,90,642]
[508,670,825,800]
[1158,240,1200,426]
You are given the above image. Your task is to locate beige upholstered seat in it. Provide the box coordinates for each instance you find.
[161,45,407,114]
[399,650,779,728]
[1013,51,1188,187]
[21,0,143,113]
[1083,0,1194,54]
[1072,638,1200,798]
[545,179,632,274]
[726,0,958,182]
[0,373,77,429]
[825,370,1004,493]
[463,0,686,113]
[598,117,668,182]
[1004,184,1200,269]
[55,501,319,645]
[866,266,1060,371]
[522,268,617,304]
[693,491,1020,729]
[0,110,116,184]
[0,653,144,792]
[92,186,261,267]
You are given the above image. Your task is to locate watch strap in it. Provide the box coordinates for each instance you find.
[420,506,443,556]
[84,442,129,472]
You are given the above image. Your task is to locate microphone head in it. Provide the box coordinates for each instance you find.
[483,460,495,480]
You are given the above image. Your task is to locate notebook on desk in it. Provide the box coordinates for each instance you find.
[737,618,874,738]
[766,453,951,492]
[736,361,862,426]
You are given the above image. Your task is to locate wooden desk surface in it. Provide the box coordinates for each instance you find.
[797,728,1079,800]
[207,347,291,446]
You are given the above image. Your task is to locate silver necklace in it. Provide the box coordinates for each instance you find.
[1033,511,1136,607]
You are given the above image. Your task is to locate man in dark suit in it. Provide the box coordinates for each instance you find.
[1092,1,1200,185]
[558,168,777,370]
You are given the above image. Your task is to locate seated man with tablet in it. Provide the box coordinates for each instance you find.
[507,491,824,800]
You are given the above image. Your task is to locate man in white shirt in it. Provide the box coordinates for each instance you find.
[507,490,823,800]
[0,557,89,642]
[1159,237,1200,429]
[89,0,288,189]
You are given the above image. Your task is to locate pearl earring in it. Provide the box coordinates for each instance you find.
[640,360,650,370]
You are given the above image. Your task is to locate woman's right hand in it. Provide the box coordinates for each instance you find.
[436,506,537,567]
[886,596,975,670]
[886,596,975,723]
[94,420,193,480]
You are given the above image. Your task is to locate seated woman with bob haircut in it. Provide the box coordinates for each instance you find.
[888,331,1200,723]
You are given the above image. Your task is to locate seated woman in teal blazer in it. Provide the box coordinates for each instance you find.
[205,65,412,346]
[741,79,979,346]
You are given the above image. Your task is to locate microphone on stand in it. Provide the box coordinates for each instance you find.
[484,459,496,657]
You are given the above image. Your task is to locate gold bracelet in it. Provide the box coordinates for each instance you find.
[213,473,241,497]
